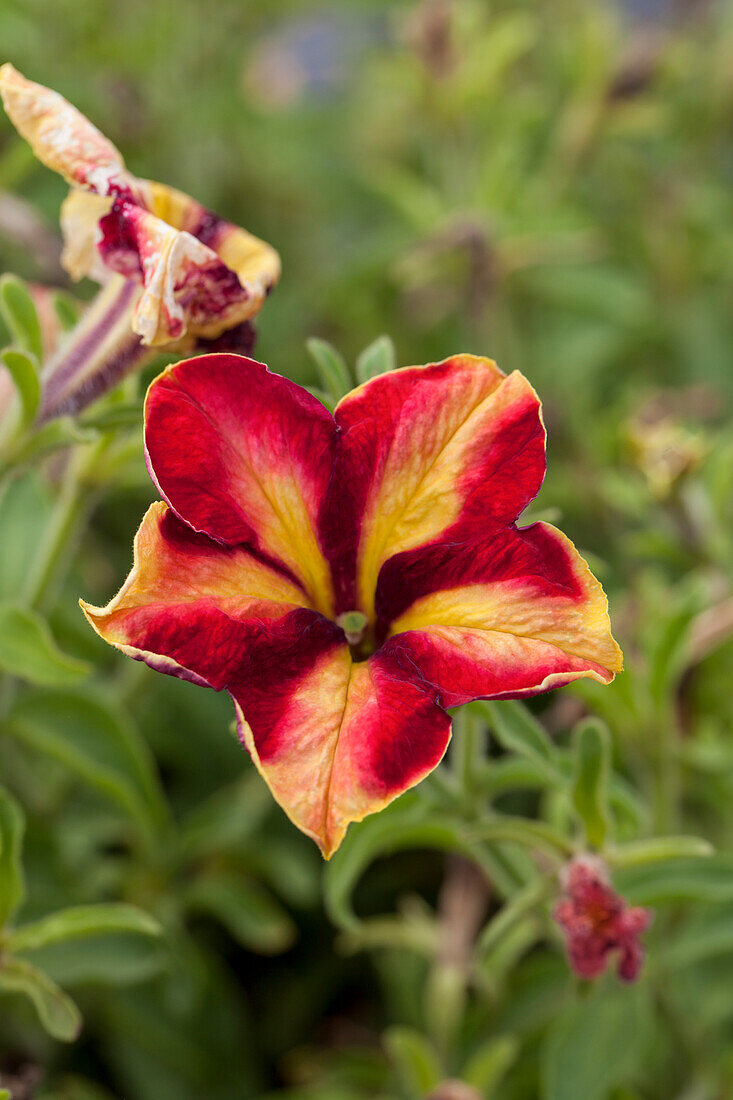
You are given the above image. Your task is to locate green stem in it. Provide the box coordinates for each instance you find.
[21,442,101,613]
[452,707,485,811]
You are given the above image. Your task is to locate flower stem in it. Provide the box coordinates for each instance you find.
[38,276,151,423]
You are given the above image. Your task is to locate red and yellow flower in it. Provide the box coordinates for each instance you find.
[0,65,279,419]
[82,352,622,857]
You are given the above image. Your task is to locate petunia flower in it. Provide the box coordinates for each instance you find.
[0,64,279,422]
[554,855,652,982]
[81,351,622,857]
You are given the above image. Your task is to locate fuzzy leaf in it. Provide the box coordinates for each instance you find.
[462,1034,519,1096]
[0,603,89,686]
[185,870,296,954]
[306,337,352,403]
[0,274,43,360]
[0,346,40,427]
[571,718,610,849]
[355,335,396,383]
[478,700,560,778]
[542,985,647,1100]
[0,785,25,927]
[383,1026,441,1097]
[7,903,161,954]
[6,687,168,836]
[0,956,81,1042]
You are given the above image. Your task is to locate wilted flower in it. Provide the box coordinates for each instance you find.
[554,856,652,982]
[0,65,279,421]
[82,352,622,856]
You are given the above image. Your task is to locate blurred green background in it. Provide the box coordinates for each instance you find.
[1,1,732,1098]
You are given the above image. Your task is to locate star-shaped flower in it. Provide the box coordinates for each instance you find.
[82,352,622,856]
[554,856,652,981]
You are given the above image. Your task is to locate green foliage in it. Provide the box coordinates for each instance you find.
[571,718,611,849]
[0,603,90,685]
[0,0,731,1094]
[0,785,25,926]
[0,275,43,361]
[0,348,40,429]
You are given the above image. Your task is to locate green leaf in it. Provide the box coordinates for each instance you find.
[355,335,396,383]
[478,876,552,957]
[662,905,733,969]
[179,773,272,861]
[6,687,168,836]
[6,417,98,466]
[470,817,574,860]
[79,403,142,432]
[0,956,81,1041]
[0,603,90,686]
[324,795,479,931]
[0,785,25,927]
[0,347,40,427]
[462,1034,519,1096]
[306,337,352,402]
[52,290,82,330]
[383,1026,441,1097]
[185,870,296,954]
[7,903,161,954]
[615,855,733,906]
[571,718,610,849]
[608,836,713,868]
[0,274,43,360]
[542,985,647,1100]
[24,932,166,988]
[478,700,560,778]
[0,471,52,600]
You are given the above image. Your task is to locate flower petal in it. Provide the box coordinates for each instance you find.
[80,501,309,686]
[323,355,545,618]
[1,66,281,345]
[81,502,450,857]
[0,64,134,197]
[379,522,622,705]
[232,644,451,858]
[144,354,337,616]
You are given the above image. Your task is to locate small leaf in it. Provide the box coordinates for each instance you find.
[52,290,82,330]
[6,687,168,836]
[325,795,478,931]
[470,817,574,860]
[571,718,610,849]
[478,700,560,778]
[306,337,352,402]
[542,984,647,1100]
[0,347,40,427]
[0,603,89,686]
[0,274,43,361]
[615,855,733,905]
[80,403,141,432]
[383,1026,441,1097]
[478,876,552,957]
[185,870,296,954]
[355,335,396,383]
[608,836,713,869]
[462,1034,519,1096]
[7,903,161,954]
[304,384,334,411]
[7,417,98,466]
[0,956,81,1041]
[24,932,166,988]
[0,785,25,927]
